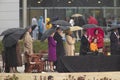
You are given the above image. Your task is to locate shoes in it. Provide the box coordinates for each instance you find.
[50,69,54,72]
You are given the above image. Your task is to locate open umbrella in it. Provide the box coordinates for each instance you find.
[71,13,83,17]
[52,20,71,26]
[83,24,98,29]
[41,28,56,41]
[0,28,20,36]
[68,26,83,31]
[107,25,120,32]
[2,25,37,47]
[2,28,25,47]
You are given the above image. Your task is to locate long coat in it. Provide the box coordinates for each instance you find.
[80,35,90,55]
[65,35,75,56]
[48,36,56,61]
[53,32,65,58]
[23,32,33,54]
[5,44,18,68]
[110,31,120,55]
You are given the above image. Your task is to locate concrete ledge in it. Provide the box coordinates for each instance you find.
[0,72,120,80]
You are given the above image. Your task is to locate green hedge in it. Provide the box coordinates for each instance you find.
[0,40,110,54]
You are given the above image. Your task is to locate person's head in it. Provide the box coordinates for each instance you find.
[65,30,72,35]
[48,75,54,80]
[28,27,32,33]
[56,27,62,33]
[92,38,97,43]
[94,29,99,35]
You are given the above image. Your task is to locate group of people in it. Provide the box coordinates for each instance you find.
[3,14,100,73]
[80,29,104,56]
[31,16,53,40]
[47,15,101,72]
[3,13,120,73]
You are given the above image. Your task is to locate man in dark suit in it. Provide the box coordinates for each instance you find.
[110,28,120,55]
[79,29,90,55]
[53,27,65,70]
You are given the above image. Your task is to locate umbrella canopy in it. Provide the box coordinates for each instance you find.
[71,13,83,17]
[2,25,37,47]
[25,25,37,32]
[85,26,104,38]
[68,26,83,31]
[83,24,98,29]
[56,25,70,30]
[82,24,104,38]
[2,28,25,47]
[0,28,20,36]
[41,28,56,42]
[107,25,120,32]
[52,20,71,26]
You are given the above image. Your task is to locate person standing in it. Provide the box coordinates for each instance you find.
[110,28,120,55]
[69,17,74,26]
[77,16,86,40]
[38,16,45,40]
[32,16,38,40]
[3,34,19,73]
[23,27,33,72]
[48,32,56,71]
[46,18,52,30]
[65,30,76,56]
[53,27,65,70]
[79,29,90,55]
[4,43,18,73]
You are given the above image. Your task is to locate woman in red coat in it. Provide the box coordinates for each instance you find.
[94,29,104,54]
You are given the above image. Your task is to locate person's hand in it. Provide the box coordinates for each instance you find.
[55,41,57,43]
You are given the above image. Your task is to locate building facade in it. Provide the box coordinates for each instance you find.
[0,0,19,34]
[0,0,120,33]
[20,0,120,27]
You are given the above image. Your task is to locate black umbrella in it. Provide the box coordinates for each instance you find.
[2,28,25,47]
[83,24,98,29]
[55,25,70,30]
[0,28,20,36]
[41,28,56,42]
[52,20,71,26]
[107,25,120,32]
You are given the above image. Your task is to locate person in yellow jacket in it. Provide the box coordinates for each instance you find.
[46,18,52,30]
[90,38,98,52]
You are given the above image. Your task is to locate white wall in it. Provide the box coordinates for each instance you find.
[0,0,19,34]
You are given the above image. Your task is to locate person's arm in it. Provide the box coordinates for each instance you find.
[48,37,56,47]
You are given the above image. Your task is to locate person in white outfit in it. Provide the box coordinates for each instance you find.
[69,17,74,26]
[31,16,38,40]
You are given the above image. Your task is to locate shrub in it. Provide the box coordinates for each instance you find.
[0,40,110,54]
